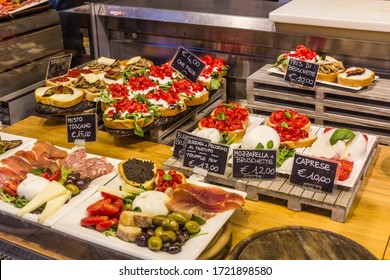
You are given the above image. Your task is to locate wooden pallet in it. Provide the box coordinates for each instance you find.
[246,65,390,145]
[162,124,379,223]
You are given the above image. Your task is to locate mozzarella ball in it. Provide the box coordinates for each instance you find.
[132,191,170,216]
[241,125,280,150]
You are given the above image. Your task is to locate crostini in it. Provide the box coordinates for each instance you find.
[118,158,157,190]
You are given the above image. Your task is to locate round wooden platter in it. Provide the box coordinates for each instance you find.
[228,226,377,260]
[197,222,232,260]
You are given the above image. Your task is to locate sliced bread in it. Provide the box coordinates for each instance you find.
[35,86,84,108]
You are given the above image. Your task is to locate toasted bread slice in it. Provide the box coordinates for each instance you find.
[103,115,154,130]
[181,90,209,107]
[279,132,317,149]
[35,86,84,108]
[337,67,375,87]
[118,158,157,190]
[159,103,187,117]
[265,116,311,132]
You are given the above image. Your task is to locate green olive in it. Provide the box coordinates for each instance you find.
[185,220,200,234]
[147,236,163,251]
[154,226,164,237]
[160,230,177,243]
[168,212,191,224]
[161,218,179,231]
[65,183,80,195]
[152,215,166,226]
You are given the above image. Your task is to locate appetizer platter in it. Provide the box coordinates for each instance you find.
[270,45,378,90]
[0,0,49,17]
[51,172,246,260]
[0,140,119,226]
[0,132,35,158]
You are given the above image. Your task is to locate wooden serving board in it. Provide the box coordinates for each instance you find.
[228,226,377,260]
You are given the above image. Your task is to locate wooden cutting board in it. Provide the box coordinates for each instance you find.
[197,222,232,260]
[228,226,377,260]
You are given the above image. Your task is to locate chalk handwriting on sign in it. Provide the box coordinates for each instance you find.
[0,102,10,126]
[46,54,72,80]
[66,114,97,143]
[170,46,206,83]
[182,136,229,175]
[232,149,277,179]
[173,130,206,159]
[284,58,319,88]
[290,154,338,193]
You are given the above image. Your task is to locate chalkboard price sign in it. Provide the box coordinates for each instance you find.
[66,113,97,143]
[46,54,72,80]
[182,136,229,175]
[232,149,277,179]
[0,101,10,126]
[173,130,208,159]
[284,58,319,88]
[170,46,206,83]
[290,154,338,193]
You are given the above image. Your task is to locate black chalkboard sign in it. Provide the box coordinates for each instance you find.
[0,101,10,126]
[66,113,97,143]
[182,136,229,175]
[290,154,338,193]
[232,149,277,179]
[284,58,319,88]
[46,54,72,80]
[173,130,207,159]
[170,46,206,83]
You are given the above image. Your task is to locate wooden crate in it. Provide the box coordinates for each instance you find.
[246,65,390,145]
[162,123,379,223]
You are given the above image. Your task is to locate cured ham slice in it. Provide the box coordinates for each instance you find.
[1,156,33,177]
[0,166,21,185]
[63,149,114,180]
[32,141,68,159]
[165,183,244,220]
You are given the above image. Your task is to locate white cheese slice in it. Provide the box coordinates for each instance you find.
[83,73,100,84]
[16,181,67,217]
[97,56,116,66]
[341,132,367,161]
[126,56,142,65]
[38,190,72,223]
[132,191,169,216]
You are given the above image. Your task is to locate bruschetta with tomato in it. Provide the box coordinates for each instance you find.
[168,79,209,107]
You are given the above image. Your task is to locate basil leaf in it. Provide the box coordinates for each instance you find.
[281,121,289,128]
[284,111,292,118]
[255,143,264,150]
[329,128,356,145]
[217,112,226,121]
[267,140,274,149]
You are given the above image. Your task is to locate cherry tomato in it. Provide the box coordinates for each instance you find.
[101,202,121,216]
[40,172,50,179]
[47,169,61,181]
[101,192,121,200]
[337,160,354,181]
[80,215,109,227]
[95,218,118,231]
[2,180,21,197]
[86,198,112,216]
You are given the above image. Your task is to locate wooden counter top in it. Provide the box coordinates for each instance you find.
[1,116,390,260]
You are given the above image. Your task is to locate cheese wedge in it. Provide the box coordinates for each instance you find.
[38,190,72,223]
[83,73,100,84]
[97,56,116,66]
[16,181,67,217]
[98,185,131,199]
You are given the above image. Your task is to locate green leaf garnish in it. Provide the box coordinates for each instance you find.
[255,143,264,150]
[329,128,356,145]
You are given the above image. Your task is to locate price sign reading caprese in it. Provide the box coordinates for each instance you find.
[290,154,338,193]
[46,53,72,80]
[182,136,229,175]
[66,113,97,143]
[170,46,206,83]
[284,58,319,88]
[232,149,277,179]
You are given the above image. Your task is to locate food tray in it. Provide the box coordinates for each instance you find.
[0,142,119,226]
[162,120,380,222]
[51,176,247,260]
[247,64,390,145]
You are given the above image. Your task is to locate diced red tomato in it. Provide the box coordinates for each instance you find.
[47,169,61,181]
[95,218,118,232]
[155,168,184,192]
[337,160,354,181]
[2,180,21,197]
[80,215,109,227]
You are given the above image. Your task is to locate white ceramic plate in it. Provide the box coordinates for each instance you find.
[0,132,36,159]
[267,67,379,91]
[0,145,119,226]
[51,176,247,260]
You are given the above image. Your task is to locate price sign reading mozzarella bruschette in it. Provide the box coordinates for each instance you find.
[46,53,72,80]
[232,149,277,179]
[284,58,319,88]
[170,46,206,83]
[66,114,97,143]
[182,136,229,175]
[173,130,207,160]
[290,154,338,193]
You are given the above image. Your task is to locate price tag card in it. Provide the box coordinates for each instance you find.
[232,149,277,179]
[0,101,10,126]
[170,46,206,83]
[46,53,72,80]
[172,130,208,159]
[290,154,338,193]
[66,114,97,143]
[182,136,229,175]
[284,58,319,88]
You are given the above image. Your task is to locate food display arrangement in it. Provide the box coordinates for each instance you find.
[272,45,377,89]
[0,0,49,18]
[0,132,246,259]
[35,54,228,138]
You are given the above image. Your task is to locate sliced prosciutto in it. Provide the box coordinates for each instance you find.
[63,148,114,180]
[165,183,244,220]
